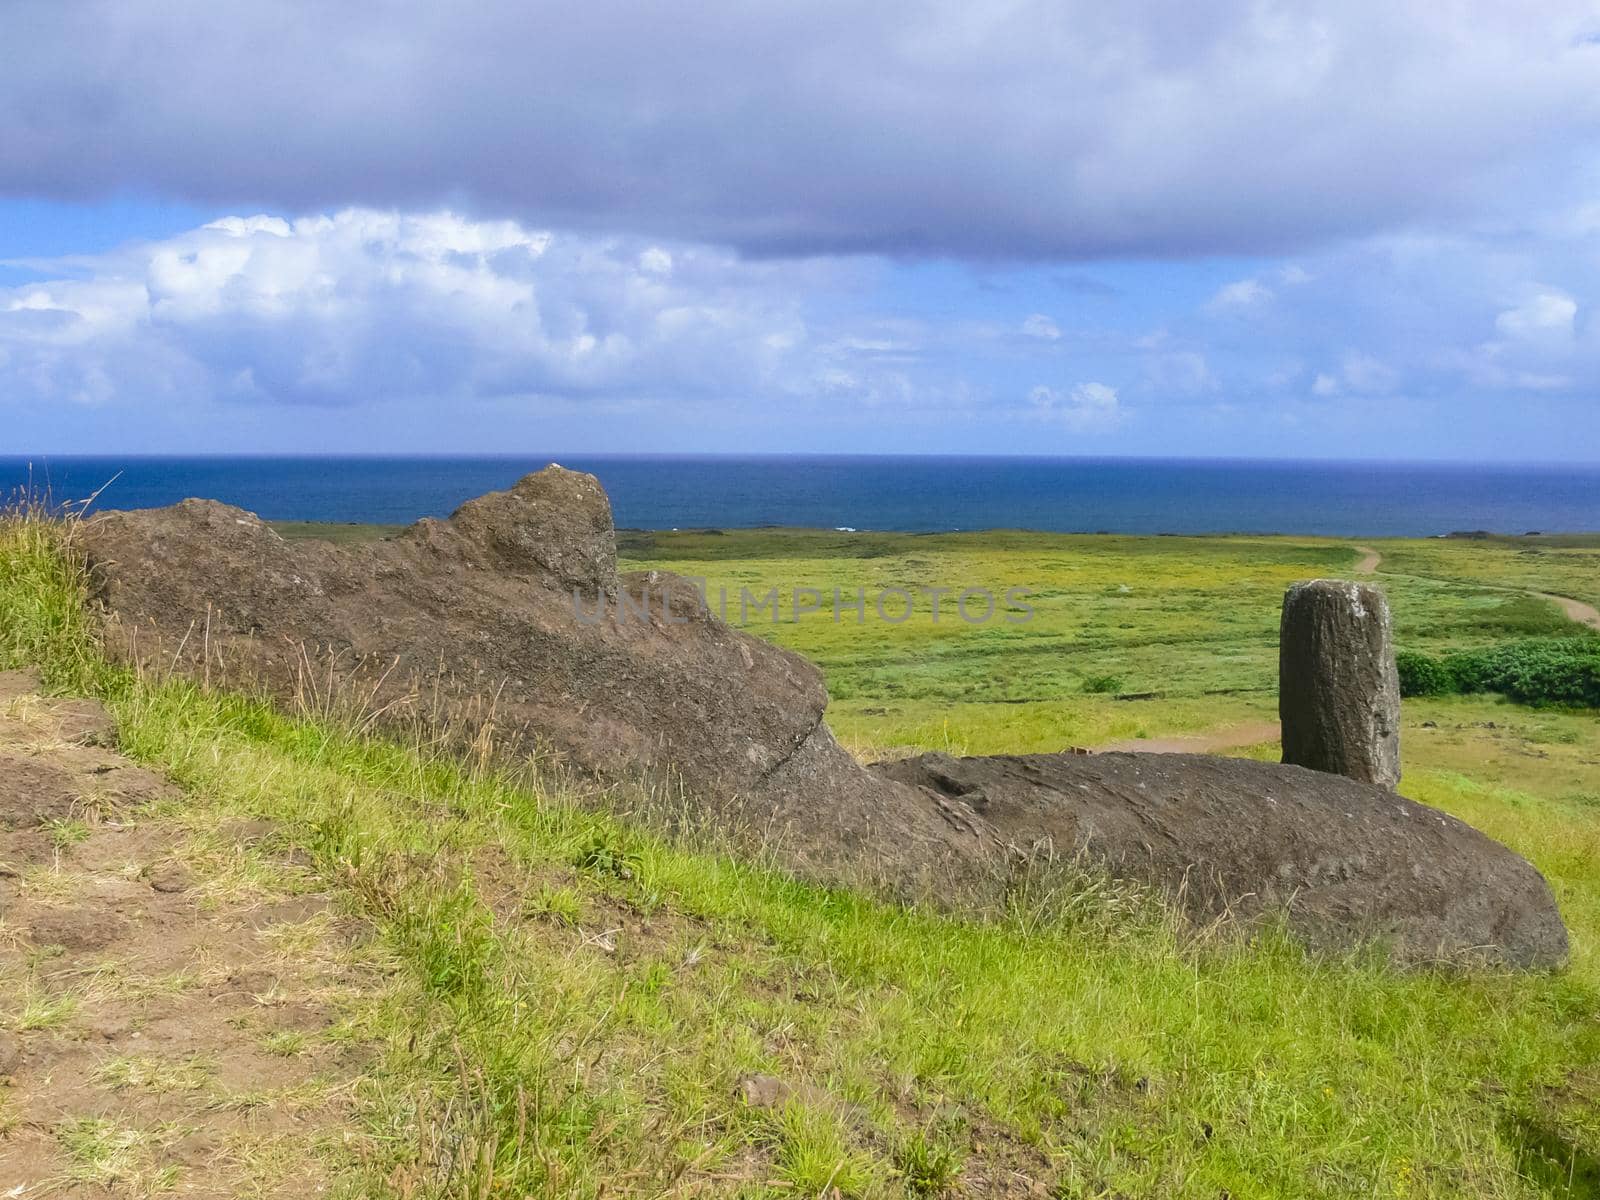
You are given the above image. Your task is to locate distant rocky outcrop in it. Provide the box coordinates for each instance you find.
[77,467,1567,968]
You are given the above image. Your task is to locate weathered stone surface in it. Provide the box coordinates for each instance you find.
[1279,579,1401,788]
[445,465,618,590]
[874,751,1569,969]
[81,473,818,801]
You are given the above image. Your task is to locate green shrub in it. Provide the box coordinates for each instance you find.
[1461,639,1600,707]
[1396,650,1455,697]
[1396,637,1600,707]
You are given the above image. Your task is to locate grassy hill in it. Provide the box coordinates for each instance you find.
[3,513,1598,1197]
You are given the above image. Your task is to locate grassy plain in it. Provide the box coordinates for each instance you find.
[618,529,1599,756]
[3,516,1598,1197]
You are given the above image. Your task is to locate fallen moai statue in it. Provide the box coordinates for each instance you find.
[77,467,1568,968]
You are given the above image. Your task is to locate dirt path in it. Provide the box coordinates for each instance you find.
[1350,543,1599,630]
[0,671,379,1197]
[1095,720,1281,755]
[1534,591,1600,630]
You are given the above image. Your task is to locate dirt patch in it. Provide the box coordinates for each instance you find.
[1095,720,1281,755]
[0,673,378,1197]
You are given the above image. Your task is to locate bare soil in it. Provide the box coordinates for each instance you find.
[0,670,378,1197]
[1093,720,1281,755]
[1536,590,1600,630]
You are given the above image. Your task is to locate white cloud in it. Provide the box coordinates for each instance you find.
[639,247,673,275]
[1339,352,1398,393]
[1021,313,1062,340]
[1028,381,1125,432]
[1306,354,1397,397]
[1206,265,1313,315]
[204,215,292,238]
[1494,288,1578,343]
[0,209,819,411]
[1143,350,1216,395]
[1207,278,1274,312]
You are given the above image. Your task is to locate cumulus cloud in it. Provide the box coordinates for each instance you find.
[4,203,1598,459]
[2,3,1598,259]
[0,210,821,412]
[1206,265,1314,314]
[1306,353,1397,397]
[1495,288,1578,343]
[1028,382,1125,432]
[1338,353,1398,394]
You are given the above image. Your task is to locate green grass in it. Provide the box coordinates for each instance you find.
[4,513,1600,1196]
[56,1117,181,1192]
[1378,537,1600,613]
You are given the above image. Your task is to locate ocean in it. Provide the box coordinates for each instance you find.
[3,455,1598,537]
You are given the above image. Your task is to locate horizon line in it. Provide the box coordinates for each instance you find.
[7,451,1600,470]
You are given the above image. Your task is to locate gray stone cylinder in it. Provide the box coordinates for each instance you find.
[1279,580,1401,789]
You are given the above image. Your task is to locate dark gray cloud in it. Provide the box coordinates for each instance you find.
[5,1,1599,259]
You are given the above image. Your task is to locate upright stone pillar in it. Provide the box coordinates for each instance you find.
[1279,580,1401,789]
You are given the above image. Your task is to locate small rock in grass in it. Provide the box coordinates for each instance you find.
[53,698,119,748]
[86,1012,134,1041]
[145,861,193,893]
[735,1072,833,1110]
[0,1031,22,1077]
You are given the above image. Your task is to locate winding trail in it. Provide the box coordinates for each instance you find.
[1351,543,1599,629]
[1535,591,1600,630]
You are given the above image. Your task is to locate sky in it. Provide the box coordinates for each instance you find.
[3,1,1599,460]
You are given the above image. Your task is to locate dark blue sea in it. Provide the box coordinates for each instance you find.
[3,456,1598,537]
